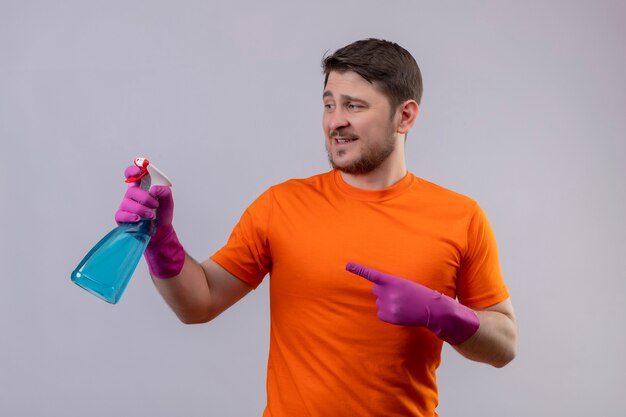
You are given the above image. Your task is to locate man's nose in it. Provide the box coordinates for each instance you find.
[327,109,349,131]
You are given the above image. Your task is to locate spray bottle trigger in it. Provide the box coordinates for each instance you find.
[146,163,172,187]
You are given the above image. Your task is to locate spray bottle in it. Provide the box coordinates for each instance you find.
[71,158,172,304]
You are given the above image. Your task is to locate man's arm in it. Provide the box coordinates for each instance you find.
[453,298,517,368]
[114,164,253,324]
[151,255,253,324]
[346,263,517,367]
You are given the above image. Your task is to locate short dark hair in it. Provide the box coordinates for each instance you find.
[322,38,423,107]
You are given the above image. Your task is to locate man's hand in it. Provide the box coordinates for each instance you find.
[115,164,185,278]
[346,262,480,346]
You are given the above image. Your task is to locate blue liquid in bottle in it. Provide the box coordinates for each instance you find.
[71,219,155,304]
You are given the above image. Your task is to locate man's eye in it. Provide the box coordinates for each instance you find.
[324,103,335,111]
[347,103,362,110]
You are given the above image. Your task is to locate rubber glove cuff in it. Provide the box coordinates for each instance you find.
[145,224,185,278]
[427,293,480,345]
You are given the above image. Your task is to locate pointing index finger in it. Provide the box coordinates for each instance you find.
[346,262,383,284]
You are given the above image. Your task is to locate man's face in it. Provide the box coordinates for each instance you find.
[322,71,400,175]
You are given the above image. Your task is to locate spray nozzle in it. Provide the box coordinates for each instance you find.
[125,157,172,188]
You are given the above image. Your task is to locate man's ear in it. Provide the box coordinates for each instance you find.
[396,100,419,134]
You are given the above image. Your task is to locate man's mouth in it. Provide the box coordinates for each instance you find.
[334,137,357,144]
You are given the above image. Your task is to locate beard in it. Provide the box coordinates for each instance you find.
[326,125,397,175]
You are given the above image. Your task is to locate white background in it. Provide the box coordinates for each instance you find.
[1,1,624,415]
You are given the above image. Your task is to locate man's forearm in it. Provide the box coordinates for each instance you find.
[151,254,214,324]
[453,301,517,368]
[151,255,254,325]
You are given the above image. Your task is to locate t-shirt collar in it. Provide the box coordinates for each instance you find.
[332,169,415,202]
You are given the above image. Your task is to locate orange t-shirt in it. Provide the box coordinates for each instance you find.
[211,170,509,417]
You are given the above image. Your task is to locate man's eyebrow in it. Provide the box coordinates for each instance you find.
[322,92,367,103]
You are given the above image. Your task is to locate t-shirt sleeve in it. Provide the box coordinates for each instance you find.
[210,188,273,289]
[456,204,509,309]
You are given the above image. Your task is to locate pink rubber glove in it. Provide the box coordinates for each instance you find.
[346,262,480,345]
[115,165,185,278]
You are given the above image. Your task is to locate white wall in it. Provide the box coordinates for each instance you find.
[1,1,624,415]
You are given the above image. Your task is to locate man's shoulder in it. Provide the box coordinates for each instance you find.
[270,171,334,193]
[412,175,478,209]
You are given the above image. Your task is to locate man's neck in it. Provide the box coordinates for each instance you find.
[339,160,407,190]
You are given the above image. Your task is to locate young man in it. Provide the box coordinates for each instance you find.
[116,38,517,416]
